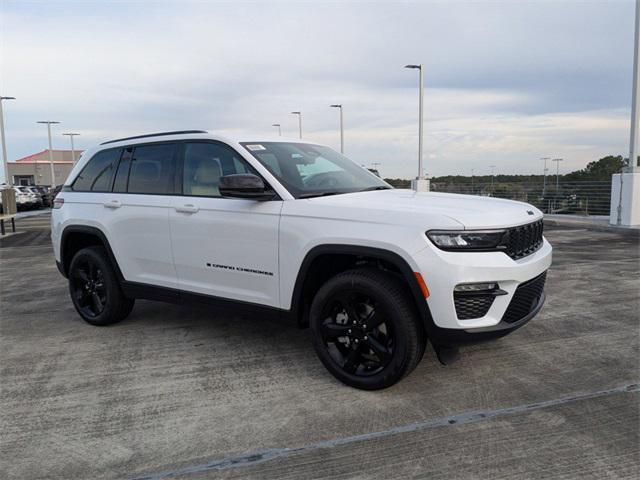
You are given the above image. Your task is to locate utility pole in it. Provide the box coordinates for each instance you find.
[290,111,302,139]
[552,158,563,190]
[489,165,496,188]
[37,121,60,188]
[272,124,282,136]
[0,96,15,186]
[63,132,80,163]
[540,157,550,196]
[329,104,344,154]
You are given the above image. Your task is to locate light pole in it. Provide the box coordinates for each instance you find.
[471,168,475,192]
[63,132,80,163]
[37,121,60,188]
[330,104,344,154]
[405,64,425,186]
[0,96,15,187]
[631,0,640,169]
[552,158,563,190]
[540,157,550,196]
[489,165,496,188]
[290,111,302,139]
[272,124,282,136]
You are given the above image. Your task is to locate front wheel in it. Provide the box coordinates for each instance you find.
[310,268,425,390]
[68,246,135,326]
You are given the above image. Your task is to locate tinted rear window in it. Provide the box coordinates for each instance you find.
[73,149,121,192]
[127,143,177,194]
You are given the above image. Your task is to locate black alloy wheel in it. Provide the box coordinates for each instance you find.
[68,246,135,326]
[319,290,395,376]
[70,258,107,319]
[310,268,425,390]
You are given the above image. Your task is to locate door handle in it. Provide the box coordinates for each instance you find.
[175,204,199,214]
[103,200,122,209]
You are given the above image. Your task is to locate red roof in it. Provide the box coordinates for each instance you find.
[14,149,84,163]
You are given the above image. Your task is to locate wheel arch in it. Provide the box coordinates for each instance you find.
[289,244,436,335]
[60,225,124,280]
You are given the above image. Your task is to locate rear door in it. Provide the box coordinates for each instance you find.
[103,142,178,288]
[169,141,282,307]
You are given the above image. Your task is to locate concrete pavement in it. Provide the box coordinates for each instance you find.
[1,213,638,479]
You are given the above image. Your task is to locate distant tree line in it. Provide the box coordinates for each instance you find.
[382,155,633,216]
[383,155,630,187]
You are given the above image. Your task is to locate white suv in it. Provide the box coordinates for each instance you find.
[51,130,552,389]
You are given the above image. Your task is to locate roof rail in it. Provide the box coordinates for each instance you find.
[100,130,208,145]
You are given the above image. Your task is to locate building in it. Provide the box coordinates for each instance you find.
[8,149,82,186]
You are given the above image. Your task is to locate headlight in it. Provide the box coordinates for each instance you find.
[427,230,506,251]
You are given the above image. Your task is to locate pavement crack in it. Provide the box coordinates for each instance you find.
[130,382,639,480]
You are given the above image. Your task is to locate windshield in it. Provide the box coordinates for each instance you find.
[240,142,390,198]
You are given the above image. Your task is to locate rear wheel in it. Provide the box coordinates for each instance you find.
[310,268,425,390]
[68,246,134,326]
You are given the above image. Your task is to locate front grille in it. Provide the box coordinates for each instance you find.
[503,220,544,260]
[454,294,494,320]
[502,271,547,323]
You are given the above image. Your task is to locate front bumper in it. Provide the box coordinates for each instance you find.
[429,291,546,346]
[413,237,552,339]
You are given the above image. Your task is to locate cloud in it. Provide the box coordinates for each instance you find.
[0,0,635,180]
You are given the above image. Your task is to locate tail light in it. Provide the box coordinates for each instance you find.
[53,197,64,209]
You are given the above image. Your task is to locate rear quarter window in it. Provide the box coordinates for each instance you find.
[72,149,121,192]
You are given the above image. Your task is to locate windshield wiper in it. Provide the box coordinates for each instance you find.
[298,191,345,199]
[358,186,392,192]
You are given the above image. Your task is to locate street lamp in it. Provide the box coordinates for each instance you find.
[272,124,282,136]
[540,157,550,196]
[405,64,425,187]
[63,132,80,163]
[0,96,15,187]
[37,121,60,188]
[290,111,302,139]
[329,104,344,154]
[552,158,563,190]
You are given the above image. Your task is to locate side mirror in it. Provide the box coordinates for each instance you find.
[219,174,275,200]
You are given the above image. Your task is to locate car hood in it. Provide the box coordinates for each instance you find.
[301,189,543,229]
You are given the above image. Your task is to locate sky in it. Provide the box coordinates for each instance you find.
[0,0,636,181]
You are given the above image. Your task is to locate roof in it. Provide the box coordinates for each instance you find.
[14,149,83,163]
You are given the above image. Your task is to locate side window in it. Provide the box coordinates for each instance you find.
[127,143,177,194]
[72,149,121,192]
[182,143,258,197]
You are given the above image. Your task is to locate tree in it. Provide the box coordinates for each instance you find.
[563,156,628,181]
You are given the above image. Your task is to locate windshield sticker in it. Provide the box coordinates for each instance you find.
[245,144,266,151]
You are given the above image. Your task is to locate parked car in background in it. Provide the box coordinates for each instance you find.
[17,186,42,208]
[30,186,54,207]
[24,187,45,208]
[13,186,35,210]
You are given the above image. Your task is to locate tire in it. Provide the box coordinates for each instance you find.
[310,268,425,390]
[68,246,135,326]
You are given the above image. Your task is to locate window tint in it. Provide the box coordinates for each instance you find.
[127,144,177,194]
[73,149,121,192]
[182,142,258,197]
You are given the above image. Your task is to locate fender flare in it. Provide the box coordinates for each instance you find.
[59,225,125,281]
[289,244,438,335]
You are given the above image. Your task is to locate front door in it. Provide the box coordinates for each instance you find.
[169,141,282,307]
